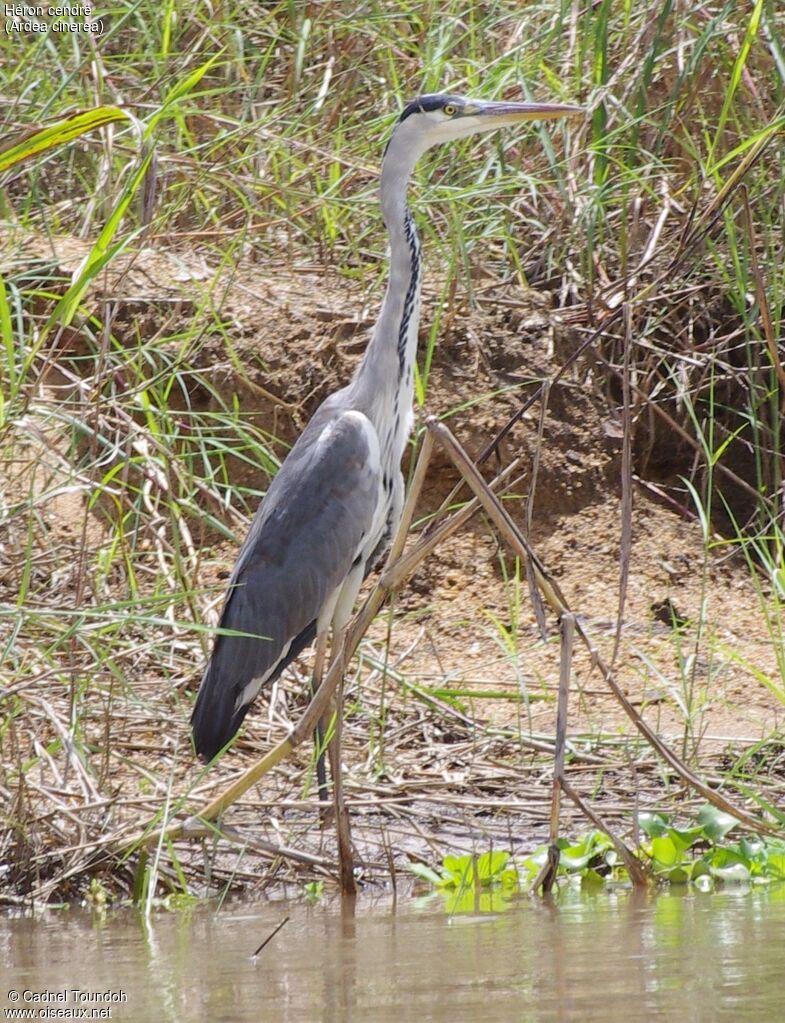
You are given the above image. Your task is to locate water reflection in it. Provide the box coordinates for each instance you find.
[3,886,784,1022]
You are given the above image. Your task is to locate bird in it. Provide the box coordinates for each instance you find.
[191,92,581,765]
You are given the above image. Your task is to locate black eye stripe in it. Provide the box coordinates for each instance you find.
[397,93,464,123]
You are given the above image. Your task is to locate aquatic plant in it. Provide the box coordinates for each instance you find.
[413,806,785,905]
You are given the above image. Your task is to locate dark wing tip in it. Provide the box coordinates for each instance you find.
[191,618,320,762]
[191,669,249,763]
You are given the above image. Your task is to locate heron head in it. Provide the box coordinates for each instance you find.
[390,92,583,155]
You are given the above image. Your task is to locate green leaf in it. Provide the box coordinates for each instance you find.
[708,0,764,164]
[651,836,680,868]
[146,51,226,138]
[667,867,690,884]
[441,854,474,887]
[740,837,766,863]
[765,853,785,880]
[667,826,703,854]
[710,861,751,884]
[0,274,13,412]
[690,858,712,880]
[581,868,606,888]
[697,805,740,842]
[43,146,155,333]
[638,812,668,838]
[708,847,749,873]
[303,881,324,901]
[522,845,549,876]
[559,849,597,871]
[442,888,512,916]
[0,106,129,173]
[476,850,510,883]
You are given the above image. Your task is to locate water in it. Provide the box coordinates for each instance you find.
[3,888,784,1022]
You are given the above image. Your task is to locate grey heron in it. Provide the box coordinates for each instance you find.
[191,93,580,765]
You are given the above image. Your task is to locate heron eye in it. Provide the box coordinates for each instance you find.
[442,103,458,117]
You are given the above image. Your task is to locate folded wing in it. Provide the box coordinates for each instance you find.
[191,407,380,761]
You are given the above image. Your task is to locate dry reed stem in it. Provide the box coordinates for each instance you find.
[740,184,785,409]
[530,613,574,896]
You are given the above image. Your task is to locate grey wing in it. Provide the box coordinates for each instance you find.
[191,409,380,761]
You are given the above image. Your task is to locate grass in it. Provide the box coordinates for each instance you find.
[1,0,784,903]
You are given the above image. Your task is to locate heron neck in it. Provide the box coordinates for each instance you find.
[353,144,424,438]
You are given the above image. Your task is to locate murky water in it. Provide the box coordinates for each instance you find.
[3,887,784,1022]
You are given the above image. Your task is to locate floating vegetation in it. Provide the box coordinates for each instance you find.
[412,806,785,910]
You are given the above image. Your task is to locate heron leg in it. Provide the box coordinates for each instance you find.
[314,628,356,891]
[311,630,330,803]
[327,633,356,894]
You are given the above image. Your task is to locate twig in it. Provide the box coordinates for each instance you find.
[560,778,649,887]
[252,916,290,958]
[185,821,333,870]
[530,613,574,895]
[614,303,633,665]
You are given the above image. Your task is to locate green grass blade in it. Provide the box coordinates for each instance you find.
[0,107,128,173]
[708,0,764,164]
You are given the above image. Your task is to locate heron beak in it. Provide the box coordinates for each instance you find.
[466,99,584,123]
